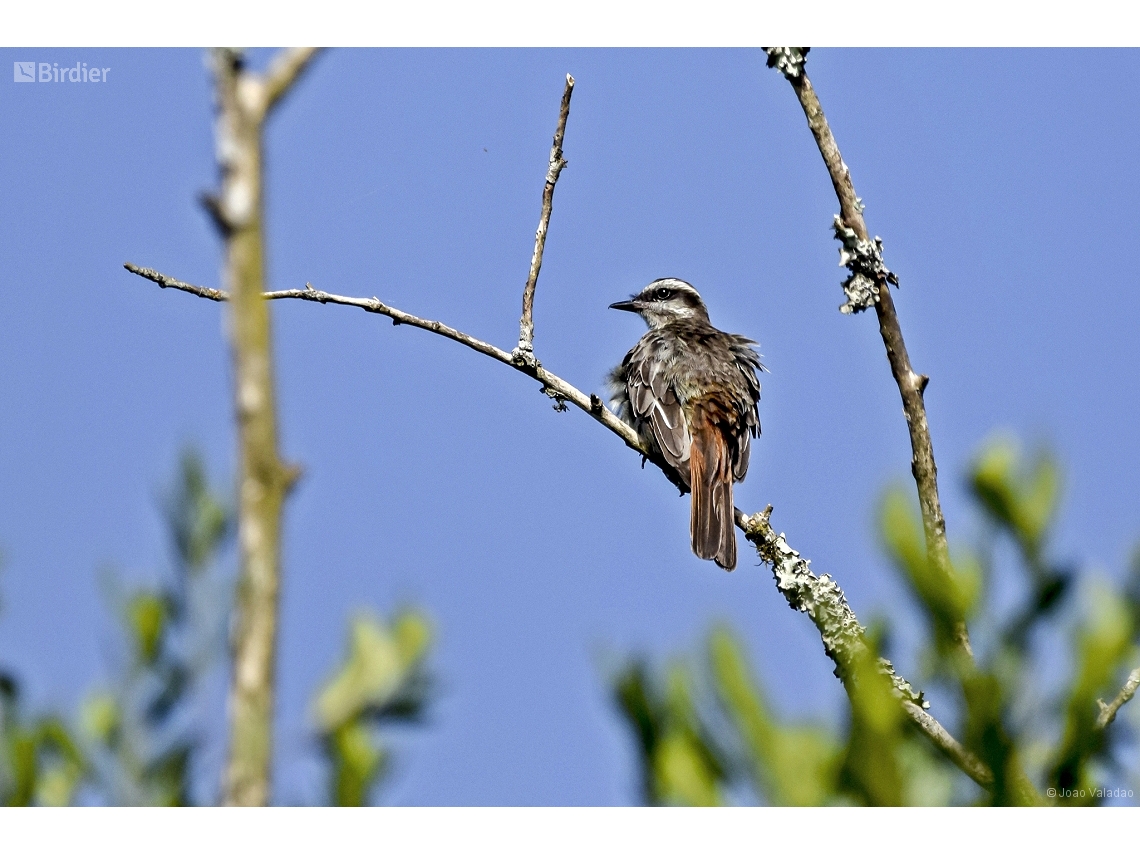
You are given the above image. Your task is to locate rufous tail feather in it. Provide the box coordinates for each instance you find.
[689,419,736,570]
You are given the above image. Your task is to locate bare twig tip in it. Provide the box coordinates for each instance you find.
[1096,666,1140,730]
[516,69,576,355]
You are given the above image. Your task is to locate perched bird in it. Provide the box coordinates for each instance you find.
[608,278,763,570]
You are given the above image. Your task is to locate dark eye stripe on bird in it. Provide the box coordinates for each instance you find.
[607,278,764,571]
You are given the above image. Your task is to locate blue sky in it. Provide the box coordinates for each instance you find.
[1,48,1138,805]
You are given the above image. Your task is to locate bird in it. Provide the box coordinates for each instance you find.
[608,278,763,570]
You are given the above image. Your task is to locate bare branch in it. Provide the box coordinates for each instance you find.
[261,47,321,116]
[766,48,971,661]
[124,260,989,791]
[515,73,575,365]
[901,701,993,789]
[124,263,227,301]
[1097,666,1140,730]
[122,263,658,467]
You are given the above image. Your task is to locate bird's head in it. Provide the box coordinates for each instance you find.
[609,278,710,329]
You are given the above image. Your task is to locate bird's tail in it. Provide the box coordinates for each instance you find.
[689,401,736,571]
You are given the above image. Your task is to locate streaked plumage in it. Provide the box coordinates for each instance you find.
[608,278,763,570]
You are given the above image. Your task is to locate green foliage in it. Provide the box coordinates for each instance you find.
[971,437,1060,562]
[127,592,169,664]
[0,675,85,806]
[614,625,957,806]
[611,434,1140,806]
[0,451,231,807]
[0,524,85,806]
[969,437,1071,649]
[613,659,727,805]
[880,489,980,657]
[707,626,839,805]
[313,610,434,806]
[81,448,233,805]
[836,634,907,805]
[165,452,231,575]
[3,448,434,806]
[1049,584,1134,802]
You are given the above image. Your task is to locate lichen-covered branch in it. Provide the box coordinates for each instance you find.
[204,46,315,807]
[515,73,575,364]
[1097,666,1140,730]
[764,48,970,661]
[733,506,992,791]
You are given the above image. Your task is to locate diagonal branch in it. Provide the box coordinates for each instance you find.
[122,260,992,793]
[1096,666,1140,730]
[903,700,993,788]
[515,73,575,365]
[765,48,971,661]
[261,47,322,117]
[734,506,991,790]
[123,262,661,475]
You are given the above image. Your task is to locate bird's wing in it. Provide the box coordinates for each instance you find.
[733,429,750,481]
[731,339,763,481]
[628,356,690,477]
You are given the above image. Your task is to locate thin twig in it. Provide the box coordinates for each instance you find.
[126,264,227,301]
[123,260,990,791]
[515,73,575,364]
[1097,666,1140,730]
[766,49,971,661]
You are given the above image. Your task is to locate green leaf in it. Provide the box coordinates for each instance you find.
[969,436,1060,556]
[708,625,839,806]
[1,711,85,806]
[879,486,978,648]
[653,730,721,806]
[126,592,168,664]
[838,642,906,806]
[80,692,120,746]
[166,449,232,573]
[31,718,85,806]
[314,611,433,734]
[610,658,726,806]
[1018,454,1060,549]
[329,719,386,807]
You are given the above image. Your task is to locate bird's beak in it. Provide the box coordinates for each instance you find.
[608,300,638,312]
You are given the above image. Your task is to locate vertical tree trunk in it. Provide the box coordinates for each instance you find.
[206,47,317,806]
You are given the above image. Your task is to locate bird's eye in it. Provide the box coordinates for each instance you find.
[656,288,674,301]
